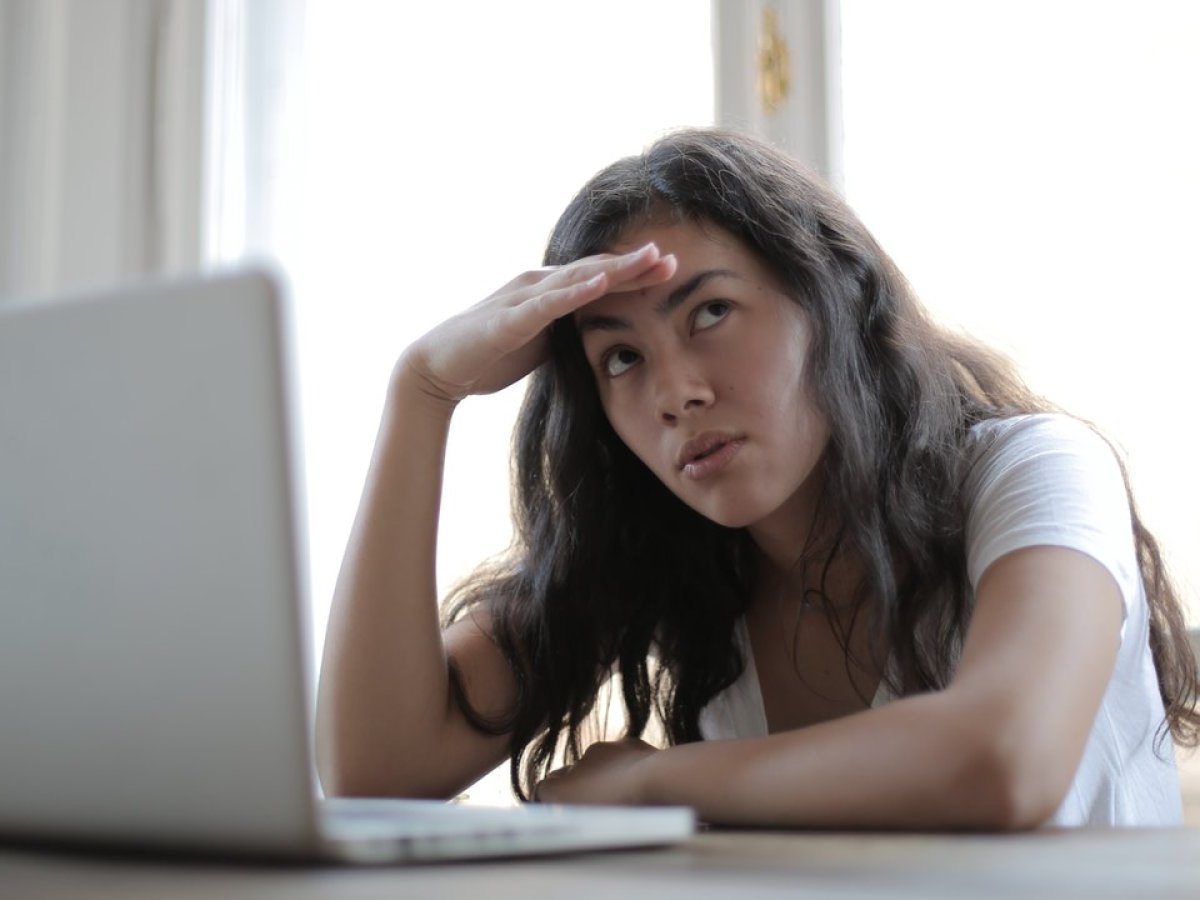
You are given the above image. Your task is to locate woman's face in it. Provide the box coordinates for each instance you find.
[575,219,829,538]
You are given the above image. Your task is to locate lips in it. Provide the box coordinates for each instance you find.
[676,431,745,480]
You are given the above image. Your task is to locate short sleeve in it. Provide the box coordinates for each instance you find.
[963,415,1140,628]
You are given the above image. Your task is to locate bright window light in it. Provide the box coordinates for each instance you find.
[840,0,1200,620]
[288,4,713,798]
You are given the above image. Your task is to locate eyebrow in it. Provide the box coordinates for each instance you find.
[576,269,743,335]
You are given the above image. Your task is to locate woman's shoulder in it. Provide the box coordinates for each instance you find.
[962,413,1123,490]
[962,411,1129,515]
[966,411,1107,451]
[960,412,1139,599]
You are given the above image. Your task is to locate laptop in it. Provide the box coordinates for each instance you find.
[0,268,695,863]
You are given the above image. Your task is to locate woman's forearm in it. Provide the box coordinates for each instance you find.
[639,690,1048,831]
[625,546,1122,831]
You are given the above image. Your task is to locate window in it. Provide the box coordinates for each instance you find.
[289,2,714,689]
[840,0,1200,619]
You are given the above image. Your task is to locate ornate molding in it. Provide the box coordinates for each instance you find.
[757,7,790,116]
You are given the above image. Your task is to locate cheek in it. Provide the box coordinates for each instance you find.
[756,357,826,452]
[749,356,806,415]
[602,397,674,476]
[789,393,829,461]
[762,324,815,409]
[600,394,646,453]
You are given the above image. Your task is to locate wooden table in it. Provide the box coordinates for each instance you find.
[4,828,1200,899]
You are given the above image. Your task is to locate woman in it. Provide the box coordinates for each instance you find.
[316,128,1198,829]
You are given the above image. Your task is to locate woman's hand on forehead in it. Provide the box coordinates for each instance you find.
[537,245,679,298]
[399,244,676,408]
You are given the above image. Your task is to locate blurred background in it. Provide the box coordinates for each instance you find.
[1,0,1196,810]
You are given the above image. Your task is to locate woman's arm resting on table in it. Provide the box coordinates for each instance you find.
[536,545,1123,830]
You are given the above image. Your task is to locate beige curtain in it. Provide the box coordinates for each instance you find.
[0,0,206,302]
[205,0,306,267]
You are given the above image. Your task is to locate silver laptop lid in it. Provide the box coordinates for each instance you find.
[0,269,319,854]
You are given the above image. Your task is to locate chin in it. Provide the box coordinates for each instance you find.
[664,480,779,530]
[687,498,768,530]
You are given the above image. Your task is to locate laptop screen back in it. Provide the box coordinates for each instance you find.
[0,270,319,853]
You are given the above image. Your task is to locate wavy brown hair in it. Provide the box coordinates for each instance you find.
[444,128,1198,800]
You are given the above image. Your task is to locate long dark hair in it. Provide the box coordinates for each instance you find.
[444,128,1198,800]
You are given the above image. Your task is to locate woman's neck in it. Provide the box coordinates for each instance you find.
[746,480,866,612]
[746,471,837,583]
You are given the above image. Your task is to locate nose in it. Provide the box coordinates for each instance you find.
[654,352,715,424]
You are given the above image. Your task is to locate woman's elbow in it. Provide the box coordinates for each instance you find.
[317,755,449,800]
[957,727,1070,831]
[315,738,371,799]
[315,731,468,800]
[314,720,398,799]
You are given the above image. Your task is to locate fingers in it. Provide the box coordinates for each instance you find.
[491,273,609,348]
[566,243,667,288]
[475,242,679,368]
[514,243,673,304]
[494,246,680,350]
[606,255,678,294]
[532,764,571,804]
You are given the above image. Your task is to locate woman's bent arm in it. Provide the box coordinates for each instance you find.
[315,245,678,798]
[315,362,513,798]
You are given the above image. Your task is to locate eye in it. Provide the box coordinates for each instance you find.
[693,300,731,331]
[602,347,641,378]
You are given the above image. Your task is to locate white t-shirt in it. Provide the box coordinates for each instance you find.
[698,414,1183,827]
